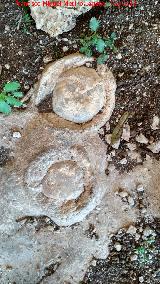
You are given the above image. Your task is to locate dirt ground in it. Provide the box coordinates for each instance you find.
[83,218,160,284]
[0,1,160,283]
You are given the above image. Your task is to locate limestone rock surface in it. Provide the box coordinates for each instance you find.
[0,113,160,283]
[30,0,96,37]
[52,66,106,123]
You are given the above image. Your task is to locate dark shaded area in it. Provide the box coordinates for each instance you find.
[0,146,11,166]
[37,261,60,284]
[16,215,60,231]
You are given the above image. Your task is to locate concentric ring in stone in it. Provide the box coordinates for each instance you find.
[34,53,116,132]
[24,145,106,226]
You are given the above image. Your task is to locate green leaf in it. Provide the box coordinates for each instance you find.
[0,100,11,114]
[80,37,91,45]
[89,17,100,32]
[95,38,106,53]
[111,112,129,145]
[91,34,99,45]
[6,96,23,107]
[79,47,88,53]
[97,54,109,64]
[23,14,32,24]
[105,1,111,7]
[136,247,146,255]
[105,39,114,49]
[4,81,21,93]
[110,32,117,40]
[112,46,118,52]
[0,92,6,100]
[85,49,93,57]
[12,91,24,98]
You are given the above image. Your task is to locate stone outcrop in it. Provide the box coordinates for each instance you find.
[23,131,107,226]
[0,54,118,283]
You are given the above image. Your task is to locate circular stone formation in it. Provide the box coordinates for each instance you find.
[34,53,116,132]
[52,67,106,123]
[42,160,84,202]
[24,144,106,226]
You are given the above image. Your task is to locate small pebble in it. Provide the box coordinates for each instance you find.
[114,242,122,251]
[139,276,144,283]
[18,50,23,56]
[143,227,156,238]
[141,208,147,214]
[136,133,148,144]
[135,233,141,241]
[86,62,92,67]
[105,122,110,132]
[119,158,127,165]
[4,64,10,69]
[116,53,122,59]
[128,196,135,207]
[91,260,97,266]
[5,25,10,32]
[12,132,21,139]
[105,134,112,145]
[43,55,53,64]
[127,225,137,235]
[98,128,104,135]
[130,254,138,261]
[111,150,115,157]
[122,123,130,142]
[119,191,128,198]
[112,139,120,149]
[147,141,160,153]
[129,23,134,29]
[62,46,69,52]
[136,184,144,192]
[151,115,159,130]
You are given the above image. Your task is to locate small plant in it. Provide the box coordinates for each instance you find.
[80,17,117,64]
[22,13,33,33]
[17,1,33,33]
[0,81,24,114]
[104,1,112,8]
[135,237,156,266]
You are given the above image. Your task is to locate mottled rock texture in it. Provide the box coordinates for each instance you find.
[52,67,106,123]
[30,0,97,37]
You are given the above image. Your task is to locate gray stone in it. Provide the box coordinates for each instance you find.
[136,133,149,144]
[147,140,160,153]
[151,115,159,130]
[12,131,21,139]
[130,254,138,261]
[24,134,107,226]
[30,0,97,37]
[114,242,122,251]
[52,67,106,123]
[126,225,137,235]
